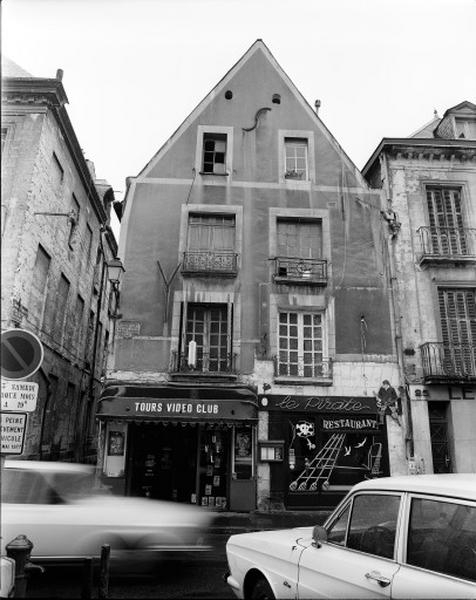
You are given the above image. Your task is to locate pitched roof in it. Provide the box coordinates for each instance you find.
[137,39,368,187]
[2,56,33,78]
[408,114,441,138]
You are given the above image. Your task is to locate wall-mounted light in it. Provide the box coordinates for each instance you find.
[107,257,125,319]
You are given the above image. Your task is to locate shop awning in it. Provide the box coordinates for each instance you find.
[97,384,258,423]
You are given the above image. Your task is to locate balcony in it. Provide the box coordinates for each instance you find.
[420,342,476,383]
[170,349,237,380]
[273,257,328,286]
[417,227,476,267]
[181,251,238,277]
[274,356,333,385]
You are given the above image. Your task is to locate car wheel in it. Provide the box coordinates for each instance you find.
[250,577,275,600]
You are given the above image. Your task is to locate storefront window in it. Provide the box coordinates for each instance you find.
[199,429,229,508]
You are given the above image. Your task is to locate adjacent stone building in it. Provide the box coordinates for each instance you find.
[1,58,118,462]
[363,101,476,475]
[100,41,403,510]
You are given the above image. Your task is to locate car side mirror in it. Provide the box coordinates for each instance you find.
[312,525,328,548]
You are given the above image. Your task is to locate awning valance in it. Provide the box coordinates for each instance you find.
[97,384,258,423]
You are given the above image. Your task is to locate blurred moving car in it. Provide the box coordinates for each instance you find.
[225,475,476,599]
[1,460,215,572]
[0,556,15,597]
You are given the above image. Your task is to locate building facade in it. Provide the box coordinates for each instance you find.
[100,41,404,510]
[1,58,118,462]
[363,101,476,476]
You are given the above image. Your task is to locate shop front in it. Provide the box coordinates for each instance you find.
[97,384,258,511]
[263,394,390,509]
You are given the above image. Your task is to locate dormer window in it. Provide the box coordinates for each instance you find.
[455,119,476,139]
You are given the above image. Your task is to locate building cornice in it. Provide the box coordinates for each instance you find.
[362,138,476,177]
[2,77,107,225]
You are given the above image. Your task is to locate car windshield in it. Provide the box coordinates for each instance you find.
[1,467,108,504]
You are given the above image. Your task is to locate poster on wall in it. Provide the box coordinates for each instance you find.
[235,428,252,459]
[107,430,125,456]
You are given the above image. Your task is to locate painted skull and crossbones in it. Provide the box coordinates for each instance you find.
[295,421,316,450]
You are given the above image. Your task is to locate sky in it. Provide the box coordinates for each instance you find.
[3,0,476,238]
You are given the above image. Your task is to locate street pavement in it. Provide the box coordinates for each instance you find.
[26,510,331,599]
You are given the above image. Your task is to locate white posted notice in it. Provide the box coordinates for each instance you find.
[1,412,27,454]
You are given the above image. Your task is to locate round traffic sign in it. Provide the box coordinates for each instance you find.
[1,329,44,380]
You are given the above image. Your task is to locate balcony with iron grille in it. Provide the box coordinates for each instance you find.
[420,342,476,383]
[273,257,328,286]
[181,251,238,277]
[417,227,476,267]
[170,349,238,381]
[273,356,333,385]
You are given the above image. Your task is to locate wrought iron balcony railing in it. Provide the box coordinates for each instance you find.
[273,257,328,285]
[171,349,237,375]
[181,251,238,276]
[274,356,333,380]
[417,227,476,265]
[420,342,476,381]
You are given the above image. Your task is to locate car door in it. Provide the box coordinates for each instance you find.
[391,494,476,599]
[297,492,402,599]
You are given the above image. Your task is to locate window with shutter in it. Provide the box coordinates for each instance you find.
[438,288,476,375]
[426,187,467,255]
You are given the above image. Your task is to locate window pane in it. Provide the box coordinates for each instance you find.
[347,494,400,559]
[327,505,351,546]
[407,498,475,581]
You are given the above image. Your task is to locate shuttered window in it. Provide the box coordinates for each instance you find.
[426,187,467,254]
[438,288,476,374]
[277,219,322,258]
[187,214,235,251]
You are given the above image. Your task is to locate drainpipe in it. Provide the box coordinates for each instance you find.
[379,152,415,461]
[84,227,107,461]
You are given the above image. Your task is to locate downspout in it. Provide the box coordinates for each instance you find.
[380,152,415,461]
[85,227,107,460]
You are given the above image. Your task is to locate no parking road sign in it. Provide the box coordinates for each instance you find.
[1,329,44,380]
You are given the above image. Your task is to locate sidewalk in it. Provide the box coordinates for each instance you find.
[210,510,332,535]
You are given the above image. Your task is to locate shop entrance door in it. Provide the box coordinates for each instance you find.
[129,423,198,502]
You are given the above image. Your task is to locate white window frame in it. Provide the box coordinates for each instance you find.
[195,125,234,178]
[278,130,315,184]
[277,309,328,378]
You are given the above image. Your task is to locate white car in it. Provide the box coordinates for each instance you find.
[1,460,215,572]
[226,475,476,599]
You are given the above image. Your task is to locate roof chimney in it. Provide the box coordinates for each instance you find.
[56,69,63,81]
[314,99,321,114]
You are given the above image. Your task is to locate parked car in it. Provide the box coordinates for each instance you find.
[225,475,476,599]
[1,460,215,573]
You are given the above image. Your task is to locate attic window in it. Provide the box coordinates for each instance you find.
[455,119,476,139]
[202,133,227,174]
[284,138,308,180]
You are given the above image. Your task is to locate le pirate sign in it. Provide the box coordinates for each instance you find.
[263,395,379,413]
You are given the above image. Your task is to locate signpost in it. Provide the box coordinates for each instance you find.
[1,329,44,380]
[1,329,44,455]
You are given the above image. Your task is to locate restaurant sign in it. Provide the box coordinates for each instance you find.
[262,395,379,413]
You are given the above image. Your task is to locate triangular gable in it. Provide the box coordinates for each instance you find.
[442,100,476,117]
[138,39,368,188]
